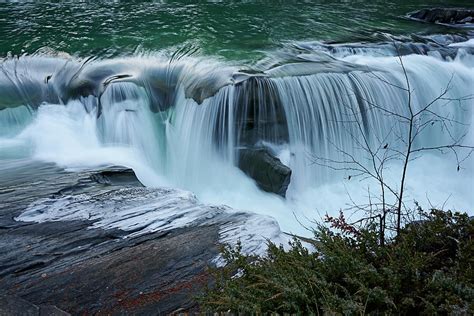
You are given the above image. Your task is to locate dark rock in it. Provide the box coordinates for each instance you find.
[39,305,70,316]
[0,225,219,315]
[89,166,143,186]
[0,160,272,314]
[238,148,291,197]
[0,295,69,316]
[408,8,474,26]
[0,295,39,316]
[0,161,224,314]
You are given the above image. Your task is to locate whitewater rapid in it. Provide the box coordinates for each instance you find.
[1,41,473,249]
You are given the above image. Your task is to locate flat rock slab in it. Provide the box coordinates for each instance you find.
[1,225,219,314]
[0,160,222,314]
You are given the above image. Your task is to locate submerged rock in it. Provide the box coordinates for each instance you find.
[408,8,474,26]
[238,148,291,197]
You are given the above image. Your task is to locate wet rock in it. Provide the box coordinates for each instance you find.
[0,160,278,314]
[408,8,474,26]
[0,225,219,315]
[89,166,143,186]
[238,148,291,197]
[0,161,222,314]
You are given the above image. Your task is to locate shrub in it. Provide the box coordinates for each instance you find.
[200,210,474,315]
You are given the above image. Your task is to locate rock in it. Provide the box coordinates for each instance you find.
[89,166,143,186]
[459,16,473,24]
[39,305,70,316]
[0,160,258,314]
[0,295,69,316]
[0,295,39,316]
[408,8,474,26]
[237,148,291,197]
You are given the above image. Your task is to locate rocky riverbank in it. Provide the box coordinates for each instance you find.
[0,161,275,314]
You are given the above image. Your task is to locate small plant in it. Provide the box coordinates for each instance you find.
[200,210,474,315]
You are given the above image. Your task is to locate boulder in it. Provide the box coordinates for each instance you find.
[238,148,291,197]
[408,8,474,26]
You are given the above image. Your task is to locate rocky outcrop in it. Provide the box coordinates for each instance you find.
[408,8,474,26]
[0,162,221,314]
[0,160,280,314]
[238,148,291,197]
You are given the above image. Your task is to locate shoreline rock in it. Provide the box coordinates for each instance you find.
[0,162,221,314]
[407,8,474,27]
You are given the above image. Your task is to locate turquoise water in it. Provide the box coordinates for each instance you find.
[0,1,471,61]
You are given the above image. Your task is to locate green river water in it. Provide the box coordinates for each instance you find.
[0,1,472,61]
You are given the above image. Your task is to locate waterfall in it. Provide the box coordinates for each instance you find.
[0,105,33,137]
[271,53,473,191]
[1,45,473,234]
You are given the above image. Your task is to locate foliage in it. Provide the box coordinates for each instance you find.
[200,210,474,315]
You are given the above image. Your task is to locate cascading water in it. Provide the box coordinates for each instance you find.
[1,40,473,238]
[272,53,474,192]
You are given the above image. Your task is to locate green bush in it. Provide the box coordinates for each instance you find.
[200,210,474,315]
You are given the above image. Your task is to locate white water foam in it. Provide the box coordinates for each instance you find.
[3,48,473,252]
[449,39,474,48]
[15,186,287,257]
